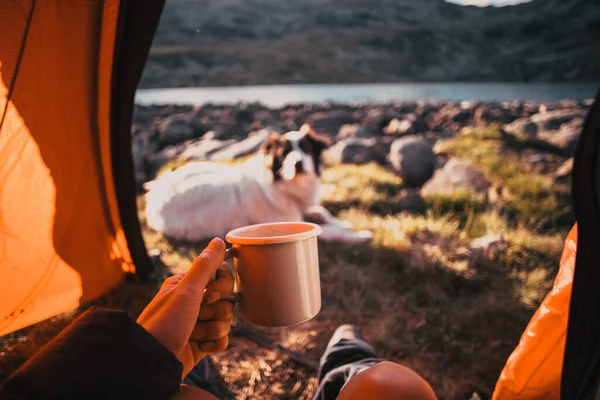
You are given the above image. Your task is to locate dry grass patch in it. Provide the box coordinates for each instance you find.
[1,126,575,400]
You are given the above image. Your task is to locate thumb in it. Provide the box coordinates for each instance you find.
[180,238,225,291]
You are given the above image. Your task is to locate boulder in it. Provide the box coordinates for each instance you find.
[397,191,427,214]
[383,118,415,136]
[388,137,437,187]
[554,157,573,183]
[532,109,582,131]
[421,158,491,197]
[535,117,583,155]
[473,103,518,126]
[503,118,538,140]
[322,137,386,166]
[336,124,360,139]
[155,113,197,147]
[305,110,356,135]
[144,137,235,179]
[504,109,584,155]
[180,138,237,161]
[202,123,246,141]
[383,113,429,136]
[362,108,396,132]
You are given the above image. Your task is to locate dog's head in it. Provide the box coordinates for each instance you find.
[261,124,332,181]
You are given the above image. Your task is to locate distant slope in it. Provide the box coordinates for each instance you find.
[139,0,600,88]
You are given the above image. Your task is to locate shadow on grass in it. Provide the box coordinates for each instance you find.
[315,238,537,399]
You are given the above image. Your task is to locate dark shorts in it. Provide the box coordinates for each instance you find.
[183,359,222,399]
[185,338,382,400]
[312,338,383,400]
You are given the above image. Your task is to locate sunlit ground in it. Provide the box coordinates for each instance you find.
[137,124,572,399]
[0,124,572,399]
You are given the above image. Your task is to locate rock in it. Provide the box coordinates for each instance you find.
[179,138,237,161]
[204,123,246,141]
[209,128,272,161]
[305,110,356,135]
[388,137,437,187]
[503,118,539,140]
[144,137,236,179]
[336,124,360,139]
[397,191,427,214]
[450,108,473,125]
[532,109,582,131]
[156,113,197,147]
[362,108,397,132]
[554,158,573,182]
[473,103,518,126]
[322,137,386,166]
[504,109,584,155]
[421,158,491,197]
[536,116,583,155]
[469,235,506,260]
[383,118,414,136]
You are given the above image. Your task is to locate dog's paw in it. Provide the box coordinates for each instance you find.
[318,224,374,245]
[336,220,354,230]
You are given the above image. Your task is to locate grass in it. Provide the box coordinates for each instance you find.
[0,125,574,399]
[438,125,572,231]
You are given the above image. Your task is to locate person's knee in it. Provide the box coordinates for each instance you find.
[337,361,437,400]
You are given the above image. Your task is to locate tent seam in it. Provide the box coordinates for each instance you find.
[0,0,36,134]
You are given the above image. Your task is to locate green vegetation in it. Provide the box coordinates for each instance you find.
[440,125,572,230]
[1,125,574,400]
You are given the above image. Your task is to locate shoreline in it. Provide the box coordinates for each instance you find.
[134,83,598,108]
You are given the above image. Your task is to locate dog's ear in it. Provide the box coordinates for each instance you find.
[300,123,332,152]
[262,131,283,149]
[261,132,284,178]
[299,123,314,136]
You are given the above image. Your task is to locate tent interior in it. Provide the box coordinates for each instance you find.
[0,0,162,336]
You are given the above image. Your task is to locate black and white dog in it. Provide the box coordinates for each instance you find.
[144,124,372,243]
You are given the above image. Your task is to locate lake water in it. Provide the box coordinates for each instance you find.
[135,82,599,108]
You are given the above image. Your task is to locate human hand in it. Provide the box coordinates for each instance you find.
[137,238,235,377]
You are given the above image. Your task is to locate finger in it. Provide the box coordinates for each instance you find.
[215,262,232,280]
[180,238,225,290]
[198,301,234,321]
[197,335,230,353]
[204,263,235,304]
[161,272,185,289]
[191,318,233,341]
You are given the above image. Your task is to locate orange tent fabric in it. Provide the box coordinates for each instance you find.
[0,0,162,336]
[492,225,577,399]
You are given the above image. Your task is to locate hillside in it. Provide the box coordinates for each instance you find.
[139,0,600,88]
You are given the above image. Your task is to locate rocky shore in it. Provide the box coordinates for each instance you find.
[132,99,593,190]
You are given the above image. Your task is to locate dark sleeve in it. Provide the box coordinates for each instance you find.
[0,307,183,400]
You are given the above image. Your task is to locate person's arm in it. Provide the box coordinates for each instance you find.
[1,238,234,400]
[0,307,183,400]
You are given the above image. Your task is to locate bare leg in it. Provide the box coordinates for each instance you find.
[313,325,436,400]
[338,362,437,400]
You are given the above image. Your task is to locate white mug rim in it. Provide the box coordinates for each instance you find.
[225,221,322,245]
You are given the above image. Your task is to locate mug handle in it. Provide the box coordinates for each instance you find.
[220,247,240,303]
